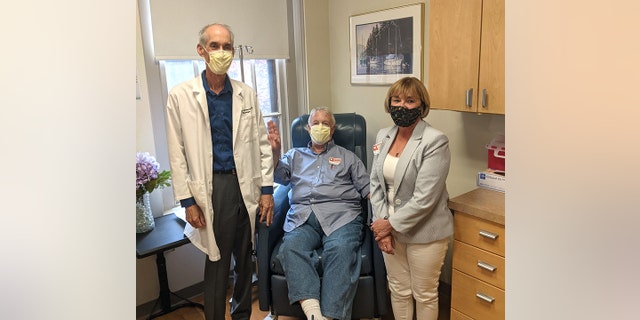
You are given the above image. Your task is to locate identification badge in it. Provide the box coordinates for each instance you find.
[329,157,341,166]
[372,143,381,155]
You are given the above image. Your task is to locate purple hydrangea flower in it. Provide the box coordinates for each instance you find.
[136,152,160,189]
[136,152,171,200]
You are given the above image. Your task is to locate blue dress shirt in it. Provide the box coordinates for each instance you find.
[274,140,370,236]
[203,72,235,171]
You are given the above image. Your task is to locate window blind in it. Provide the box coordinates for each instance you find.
[148,0,290,60]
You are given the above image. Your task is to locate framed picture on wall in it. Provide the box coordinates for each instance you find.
[349,3,424,85]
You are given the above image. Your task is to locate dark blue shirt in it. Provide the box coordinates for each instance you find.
[203,72,235,171]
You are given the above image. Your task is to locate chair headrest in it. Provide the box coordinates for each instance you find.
[290,113,367,167]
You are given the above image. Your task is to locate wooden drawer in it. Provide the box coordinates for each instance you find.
[451,270,504,320]
[451,308,474,320]
[453,240,505,289]
[454,212,505,256]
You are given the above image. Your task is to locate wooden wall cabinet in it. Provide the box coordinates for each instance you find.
[449,188,505,320]
[428,0,505,114]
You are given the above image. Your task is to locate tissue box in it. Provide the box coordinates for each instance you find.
[477,170,505,192]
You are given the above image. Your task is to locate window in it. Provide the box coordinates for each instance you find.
[159,58,286,129]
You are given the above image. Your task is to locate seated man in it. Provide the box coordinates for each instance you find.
[267,107,370,320]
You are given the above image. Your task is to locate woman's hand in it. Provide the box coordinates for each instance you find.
[371,218,393,241]
[377,235,395,255]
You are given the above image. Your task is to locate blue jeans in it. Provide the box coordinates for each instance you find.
[279,212,363,320]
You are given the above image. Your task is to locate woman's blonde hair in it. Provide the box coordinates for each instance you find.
[383,77,431,118]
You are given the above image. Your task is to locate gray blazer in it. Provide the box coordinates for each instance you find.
[370,121,453,244]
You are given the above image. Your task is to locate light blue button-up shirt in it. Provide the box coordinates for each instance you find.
[274,140,370,236]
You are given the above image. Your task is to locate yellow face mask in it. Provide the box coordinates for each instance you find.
[309,124,331,145]
[206,50,233,75]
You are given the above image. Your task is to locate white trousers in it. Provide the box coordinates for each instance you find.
[383,238,449,320]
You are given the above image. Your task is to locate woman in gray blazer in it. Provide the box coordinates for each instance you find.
[370,77,453,320]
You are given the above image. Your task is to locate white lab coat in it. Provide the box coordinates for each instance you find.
[165,76,273,261]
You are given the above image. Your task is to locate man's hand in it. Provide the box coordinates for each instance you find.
[185,204,206,229]
[258,194,274,226]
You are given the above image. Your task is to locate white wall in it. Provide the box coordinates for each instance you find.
[136,5,164,214]
[136,4,205,306]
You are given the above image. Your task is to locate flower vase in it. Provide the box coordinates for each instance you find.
[136,192,155,233]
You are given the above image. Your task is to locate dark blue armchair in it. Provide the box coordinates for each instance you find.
[255,113,388,319]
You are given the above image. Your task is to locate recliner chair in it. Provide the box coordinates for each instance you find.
[256,113,388,319]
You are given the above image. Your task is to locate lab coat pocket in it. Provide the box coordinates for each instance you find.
[238,110,259,143]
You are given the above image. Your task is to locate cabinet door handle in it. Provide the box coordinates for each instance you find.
[476,291,495,303]
[479,229,499,240]
[481,89,487,108]
[477,260,497,272]
[465,88,473,107]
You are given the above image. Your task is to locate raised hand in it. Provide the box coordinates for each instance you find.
[267,120,281,153]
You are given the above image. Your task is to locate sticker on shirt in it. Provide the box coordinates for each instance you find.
[329,157,342,166]
[372,143,381,155]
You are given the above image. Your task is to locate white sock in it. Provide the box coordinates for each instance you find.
[300,299,323,320]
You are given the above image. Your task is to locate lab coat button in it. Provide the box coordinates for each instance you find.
[394,199,402,205]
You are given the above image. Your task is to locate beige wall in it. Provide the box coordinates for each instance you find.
[303,0,332,111]
[306,0,505,197]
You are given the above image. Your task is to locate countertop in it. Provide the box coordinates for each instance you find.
[449,188,505,225]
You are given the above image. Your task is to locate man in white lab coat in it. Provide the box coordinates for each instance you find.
[165,23,274,320]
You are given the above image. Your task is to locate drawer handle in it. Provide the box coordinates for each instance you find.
[477,260,497,272]
[476,291,495,303]
[481,88,487,108]
[465,88,473,107]
[479,229,498,240]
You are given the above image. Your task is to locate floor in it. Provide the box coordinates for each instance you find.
[137,286,275,320]
[138,284,450,320]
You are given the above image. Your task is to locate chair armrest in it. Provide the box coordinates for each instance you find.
[371,230,388,316]
[365,198,389,317]
[256,184,290,311]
